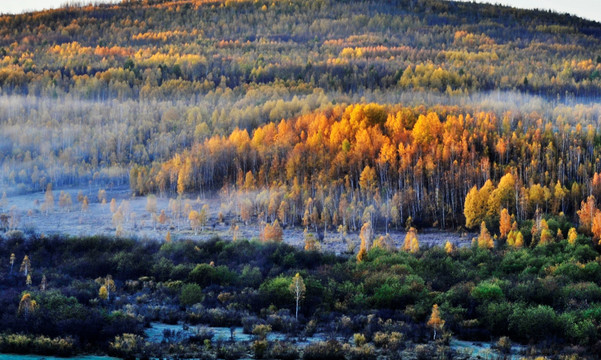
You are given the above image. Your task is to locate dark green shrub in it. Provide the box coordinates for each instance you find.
[180,283,203,306]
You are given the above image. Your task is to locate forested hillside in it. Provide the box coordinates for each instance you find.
[1,0,601,232]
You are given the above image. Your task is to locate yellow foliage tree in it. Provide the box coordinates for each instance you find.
[464,180,493,229]
[189,210,201,235]
[427,304,445,340]
[514,231,524,248]
[487,173,515,217]
[18,293,37,317]
[261,220,283,242]
[403,227,420,253]
[20,255,32,277]
[359,222,373,252]
[577,195,597,233]
[593,211,601,244]
[499,208,511,239]
[477,221,494,249]
[96,275,116,301]
[444,241,454,254]
[413,112,442,146]
[567,227,578,245]
[99,285,108,300]
[373,234,393,251]
[304,232,321,252]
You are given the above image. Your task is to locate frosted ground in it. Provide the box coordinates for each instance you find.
[1,186,473,254]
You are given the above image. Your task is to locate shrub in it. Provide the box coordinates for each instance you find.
[109,333,145,360]
[259,275,293,308]
[0,334,74,357]
[217,343,247,360]
[471,281,504,302]
[508,305,560,342]
[252,340,269,359]
[303,340,345,360]
[189,263,237,286]
[252,324,272,340]
[180,283,203,306]
[373,331,404,350]
[353,333,367,346]
[346,344,377,360]
[269,341,300,360]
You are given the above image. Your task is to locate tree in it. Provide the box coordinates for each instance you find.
[18,293,37,318]
[189,210,201,235]
[427,304,445,340]
[240,198,253,225]
[9,253,15,274]
[98,189,107,203]
[577,195,597,234]
[403,227,419,253]
[567,227,578,245]
[499,208,511,239]
[304,232,321,251]
[444,241,454,254]
[158,209,168,228]
[20,255,31,277]
[289,273,306,320]
[357,235,368,262]
[507,229,524,248]
[488,173,515,216]
[110,198,117,213]
[464,181,492,229]
[593,212,601,244]
[261,220,283,242]
[81,196,89,212]
[373,234,393,251]
[357,221,373,262]
[96,275,116,301]
[359,222,373,252]
[146,195,158,229]
[42,184,54,215]
[477,221,494,249]
[165,231,172,243]
[413,113,442,146]
[514,231,524,248]
[199,204,209,230]
[99,285,108,300]
[58,191,72,211]
[40,275,48,291]
[231,223,240,241]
